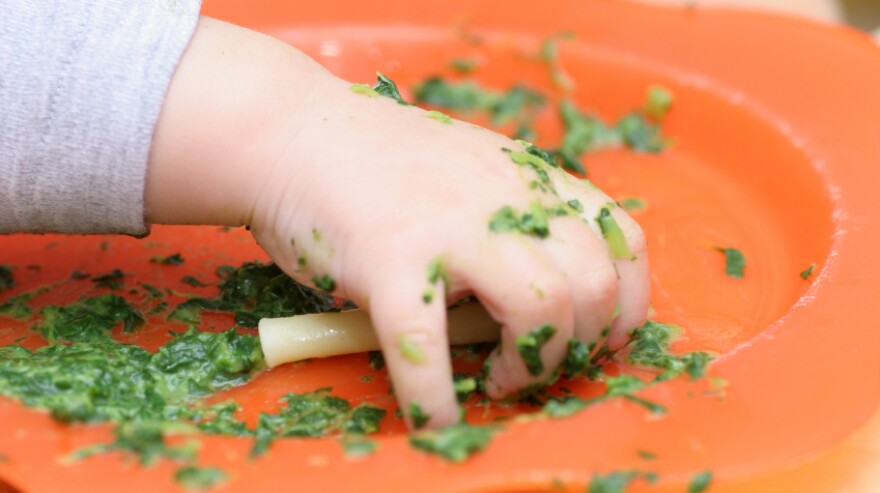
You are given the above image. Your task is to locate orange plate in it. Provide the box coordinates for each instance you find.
[2,1,880,492]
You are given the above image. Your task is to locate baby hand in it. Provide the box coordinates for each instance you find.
[248,75,649,429]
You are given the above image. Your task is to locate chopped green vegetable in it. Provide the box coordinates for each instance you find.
[0,327,264,427]
[596,207,632,259]
[543,396,588,418]
[556,98,669,173]
[35,294,144,343]
[142,283,164,299]
[0,290,38,319]
[174,466,228,490]
[342,437,378,458]
[251,389,385,457]
[312,274,336,294]
[562,338,591,377]
[425,110,452,124]
[556,100,621,173]
[715,247,745,278]
[617,113,667,153]
[351,83,379,97]
[413,78,545,126]
[74,421,199,465]
[538,32,575,90]
[637,450,658,460]
[800,262,816,280]
[181,276,210,287]
[408,402,431,429]
[566,199,584,212]
[399,335,427,364]
[453,375,478,402]
[372,72,410,105]
[644,85,674,120]
[489,200,552,239]
[169,262,347,328]
[688,471,713,493]
[71,270,91,280]
[409,423,496,462]
[620,197,647,213]
[0,266,12,291]
[427,258,449,287]
[539,31,574,63]
[627,320,713,380]
[515,324,556,376]
[421,287,435,304]
[367,350,385,371]
[605,374,646,397]
[91,269,125,290]
[588,470,637,493]
[503,145,556,193]
[449,57,478,73]
[150,253,185,266]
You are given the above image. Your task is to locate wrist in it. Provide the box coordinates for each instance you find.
[144,17,328,228]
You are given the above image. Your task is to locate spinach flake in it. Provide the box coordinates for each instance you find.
[715,247,745,278]
[0,266,12,291]
[35,294,144,343]
[150,253,185,266]
[174,466,229,491]
[515,324,556,376]
[689,470,713,493]
[409,423,496,462]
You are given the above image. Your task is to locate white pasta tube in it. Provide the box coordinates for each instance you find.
[259,302,501,368]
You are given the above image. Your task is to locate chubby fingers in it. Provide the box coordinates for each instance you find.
[548,168,650,349]
[367,256,460,430]
[540,216,619,345]
[459,236,575,399]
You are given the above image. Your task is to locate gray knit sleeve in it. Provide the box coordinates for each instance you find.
[0,0,201,235]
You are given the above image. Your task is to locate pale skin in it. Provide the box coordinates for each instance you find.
[145,18,649,429]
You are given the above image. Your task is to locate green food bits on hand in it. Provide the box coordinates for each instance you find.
[372,72,410,105]
[312,274,336,293]
[413,78,545,126]
[562,338,591,377]
[715,247,745,278]
[409,423,496,462]
[399,334,427,364]
[566,199,584,213]
[174,466,228,490]
[489,200,551,239]
[596,207,632,259]
[351,83,379,97]
[425,110,452,124]
[408,402,431,429]
[515,324,557,376]
[427,258,449,286]
[421,287,435,304]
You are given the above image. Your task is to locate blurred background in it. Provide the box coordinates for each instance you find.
[640,0,880,38]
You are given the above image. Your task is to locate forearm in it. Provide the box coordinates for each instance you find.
[145,17,329,228]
